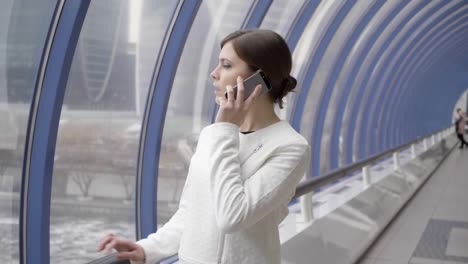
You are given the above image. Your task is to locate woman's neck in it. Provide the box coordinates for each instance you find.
[240,97,280,132]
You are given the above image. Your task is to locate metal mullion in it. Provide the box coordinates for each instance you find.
[20,1,90,263]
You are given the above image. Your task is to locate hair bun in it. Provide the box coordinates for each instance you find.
[282,75,297,93]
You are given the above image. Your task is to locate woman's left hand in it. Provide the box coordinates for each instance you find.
[215,76,262,126]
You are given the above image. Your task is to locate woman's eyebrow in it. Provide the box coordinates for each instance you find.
[219,57,233,63]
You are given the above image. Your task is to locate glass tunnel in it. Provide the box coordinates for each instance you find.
[0,0,468,263]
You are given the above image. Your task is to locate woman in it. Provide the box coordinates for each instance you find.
[455,108,468,149]
[98,29,310,264]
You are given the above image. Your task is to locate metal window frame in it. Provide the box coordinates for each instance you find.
[242,0,273,29]
[356,0,447,156]
[19,1,90,263]
[286,0,321,51]
[364,0,459,153]
[134,0,183,241]
[390,27,468,144]
[382,8,468,147]
[289,0,356,177]
[337,0,409,165]
[388,13,468,147]
[311,0,386,172]
[377,1,463,148]
[397,43,468,139]
[136,0,201,239]
[385,14,468,145]
[390,19,468,144]
[362,0,435,152]
[349,0,427,160]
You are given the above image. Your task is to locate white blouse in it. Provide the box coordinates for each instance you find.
[133,121,310,264]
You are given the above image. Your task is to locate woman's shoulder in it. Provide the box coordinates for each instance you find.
[269,121,309,147]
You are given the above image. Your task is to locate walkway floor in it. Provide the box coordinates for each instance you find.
[358,145,468,264]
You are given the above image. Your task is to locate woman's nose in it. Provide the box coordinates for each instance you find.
[210,67,218,80]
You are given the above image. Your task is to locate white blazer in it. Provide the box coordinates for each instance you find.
[133,121,310,264]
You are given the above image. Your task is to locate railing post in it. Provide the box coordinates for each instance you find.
[300,192,313,222]
[362,166,371,187]
[411,144,417,159]
[393,151,400,171]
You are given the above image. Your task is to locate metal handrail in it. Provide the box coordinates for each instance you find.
[86,252,130,264]
[86,253,179,264]
[293,127,451,199]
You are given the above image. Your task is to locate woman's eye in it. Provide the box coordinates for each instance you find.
[222,64,231,69]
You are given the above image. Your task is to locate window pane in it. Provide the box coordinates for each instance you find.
[286,0,343,122]
[50,1,178,263]
[294,0,346,144]
[0,1,57,263]
[261,0,306,37]
[158,0,254,226]
[350,0,428,159]
[339,0,403,166]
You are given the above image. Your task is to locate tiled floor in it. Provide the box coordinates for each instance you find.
[357,147,468,264]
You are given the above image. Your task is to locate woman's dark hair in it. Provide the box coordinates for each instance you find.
[221,29,296,109]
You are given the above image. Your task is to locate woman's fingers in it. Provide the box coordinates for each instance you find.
[97,233,115,251]
[225,85,235,103]
[98,234,130,253]
[104,238,118,254]
[235,76,244,102]
[116,243,145,261]
[215,76,261,125]
[97,234,144,261]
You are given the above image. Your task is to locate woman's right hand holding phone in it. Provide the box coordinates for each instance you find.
[97,233,145,262]
[215,76,262,126]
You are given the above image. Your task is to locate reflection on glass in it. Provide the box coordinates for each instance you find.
[261,0,306,37]
[50,1,177,263]
[158,0,253,226]
[0,1,57,263]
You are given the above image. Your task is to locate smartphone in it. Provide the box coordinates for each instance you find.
[225,69,271,100]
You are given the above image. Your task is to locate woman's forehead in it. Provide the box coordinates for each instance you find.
[219,42,238,61]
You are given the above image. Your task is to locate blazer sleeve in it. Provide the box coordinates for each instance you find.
[197,122,310,233]
[131,181,189,264]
